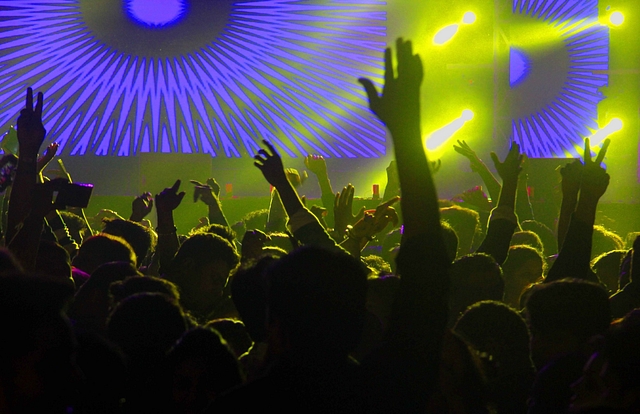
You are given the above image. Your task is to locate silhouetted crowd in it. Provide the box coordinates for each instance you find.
[1,39,639,414]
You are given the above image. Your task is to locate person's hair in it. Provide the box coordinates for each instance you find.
[592,225,624,259]
[510,231,544,254]
[107,292,187,357]
[35,240,72,287]
[264,232,294,253]
[170,233,239,272]
[59,211,88,243]
[525,279,611,342]
[230,256,276,342]
[101,218,155,265]
[72,234,136,274]
[520,220,557,257]
[266,246,368,357]
[441,220,459,262]
[362,254,392,276]
[502,245,546,280]
[440,205,481,255]
[190,224,236,245]
[591,249,626,293]
[449,253,504,321]
[166,327,243,401]
[109,275,180,305]
[454,300,532,368]
[205,318,252,358]
[242,209,268,231]
[603,309,640,393]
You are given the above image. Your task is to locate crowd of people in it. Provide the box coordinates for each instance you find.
[1,38,639,413]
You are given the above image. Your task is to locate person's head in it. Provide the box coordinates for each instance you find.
[525,279,611,368]
[109,275,180,306]
[571,310,640,412]
[510,231,544,254]
[59,211,89,245]
[592,225,624,259]
[449,253,504,324]
[189,224,236,246]
[502,245,546,308]
[68,261,142,335]
[441,220,459,262]
[440,206,481,257]
[167,233,239,318]
[101,219,155,266]
[72,234,136,275]
[591,249,626,294]
[205,318,252,358]
[243,209,268,232]
[35,240,74,290]
[165,327,243,413]
[265,246,368,359]
[0,274,78,413]
[230,256,275,343]
[107,292,188,360]
[454,300,532,370]
[520,220,557,257]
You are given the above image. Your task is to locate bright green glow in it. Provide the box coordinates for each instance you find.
[610,11,624,26]
[433,24,459,45]
[425,110,474,150]
[462,11,476,25]
[589,118,623,147]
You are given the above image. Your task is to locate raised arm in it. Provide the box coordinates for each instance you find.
[6,88,46,244]
[305,154,335,227]
[192,178,230,228]
[359,38,449,411]
[152,180,185,275]
[453,139,501,204]
[546,139,609,283]
[475,142,523,265]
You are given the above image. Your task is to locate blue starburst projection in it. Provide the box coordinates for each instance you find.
[0,0,387,158]
[511,0,609,157]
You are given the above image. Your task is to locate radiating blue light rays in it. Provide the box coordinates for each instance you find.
[511,0,608,158]
[0,0,387,158]
[126,0,187,27]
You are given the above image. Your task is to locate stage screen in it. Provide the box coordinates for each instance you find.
[0,0,387,158]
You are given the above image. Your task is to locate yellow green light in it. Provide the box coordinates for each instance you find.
[609,11,624,26]
[433,11,476,46]
[425,109,475,151]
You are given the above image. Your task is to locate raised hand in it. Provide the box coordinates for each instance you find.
[453,140,483,172]
[580,138,610,201]
[359,38,423,131]
[254,140,288,187]
[348,196,400,241]
[37,142,59,173]
[305,154,328,177]
[17,88,46,156]
[333,184,365,238]
[130,192,153,222]
[490,141,523,183]
[155,180,185,213]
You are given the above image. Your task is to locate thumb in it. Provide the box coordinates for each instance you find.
[358,78,380,108]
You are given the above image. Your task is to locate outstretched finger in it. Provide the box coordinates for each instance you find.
[261,140,278,157]
[583,138,592,164]
[35,91,44,119]
[595,138,611,165]
[170,179,181,193]
[384,47,394,85]
[26,87,33,112]
[490,152,500,168]
[379,195,400,210]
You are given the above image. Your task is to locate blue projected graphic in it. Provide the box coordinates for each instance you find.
[511,0,609,158]
[126,0,187,27]
[509,47,531,87]
[0,0,387,158]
